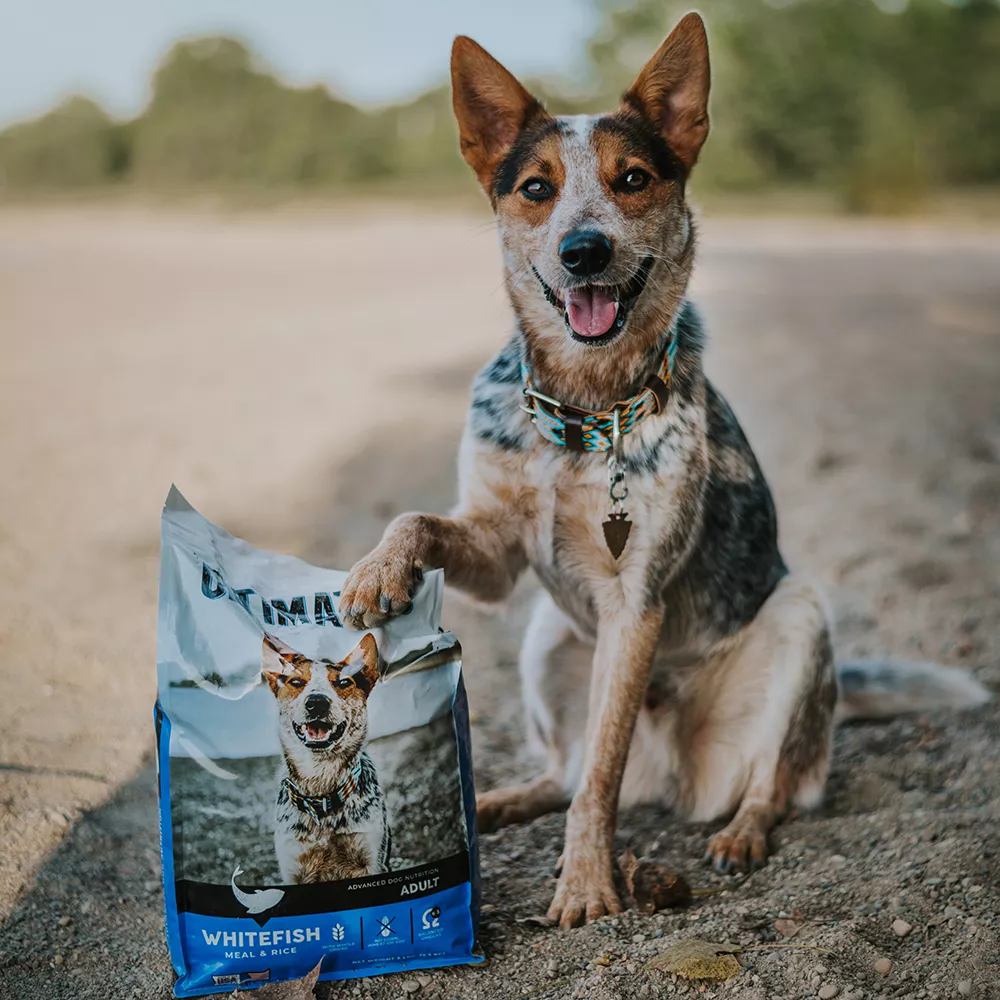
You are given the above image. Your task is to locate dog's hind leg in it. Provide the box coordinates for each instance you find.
[676,575,837,871]
[477,591,591,832]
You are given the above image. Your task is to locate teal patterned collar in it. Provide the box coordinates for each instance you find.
[519,332,678,453]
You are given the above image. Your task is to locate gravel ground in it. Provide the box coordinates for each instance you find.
[0,207,998,1000]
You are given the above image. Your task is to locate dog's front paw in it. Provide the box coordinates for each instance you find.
[546,855,622,929]
[340,548,423,629]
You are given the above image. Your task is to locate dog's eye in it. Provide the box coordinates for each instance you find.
[616,168,651,193]
[334,677,354,690]
[286,676,306,689]
[520,178,552,202]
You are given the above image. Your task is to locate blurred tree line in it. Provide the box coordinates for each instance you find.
[1,0,997,211]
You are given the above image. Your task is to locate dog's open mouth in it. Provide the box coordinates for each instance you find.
[294,718,348,749]
[532,255,654,345]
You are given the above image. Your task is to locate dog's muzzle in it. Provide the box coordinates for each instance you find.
[294,717,348,749]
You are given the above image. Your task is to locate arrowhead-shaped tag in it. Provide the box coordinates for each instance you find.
[602,512,631,560]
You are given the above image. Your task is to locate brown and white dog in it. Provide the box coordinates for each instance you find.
[340,13,989,927]
[263,633,391,883]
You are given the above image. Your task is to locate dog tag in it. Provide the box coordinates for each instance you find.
[602,511,631,560]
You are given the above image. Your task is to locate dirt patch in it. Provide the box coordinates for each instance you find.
[1,209,999,999]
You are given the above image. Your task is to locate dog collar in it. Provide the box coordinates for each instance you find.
[519,332,678,453]
[282,757,364,822]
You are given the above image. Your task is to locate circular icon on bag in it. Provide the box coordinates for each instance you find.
[422,906,441,930]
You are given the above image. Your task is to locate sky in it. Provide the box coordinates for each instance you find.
[0,0,597,127]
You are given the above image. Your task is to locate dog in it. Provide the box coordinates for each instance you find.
[262,632,391,883]
[339,12,990,927]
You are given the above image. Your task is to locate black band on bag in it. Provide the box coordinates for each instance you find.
[175,851,471,923]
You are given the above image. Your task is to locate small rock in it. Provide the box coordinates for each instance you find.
[57,916,72,928]
[814,966,829,976]
[143,880,161,894]
[892,918,912,937]
[401,980,420,994]
[874,958,893,975]
[53,954,64,966]
[415,975,432,988]
[957,982,972,997]
[819,987,840,1000]
[811,976,823,989]
[546,959,561,976]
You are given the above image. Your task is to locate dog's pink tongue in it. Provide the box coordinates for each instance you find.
[566,287,618,337]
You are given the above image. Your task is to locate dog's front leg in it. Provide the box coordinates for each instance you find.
[341,509,525,629]
[547,606,664,928]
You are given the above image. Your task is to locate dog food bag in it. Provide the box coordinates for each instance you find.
[156,488,481,996]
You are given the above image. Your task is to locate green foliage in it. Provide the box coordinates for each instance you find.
[586,0,1000,209]
[1,1,998,210]
[131,37,404,188]
[0,96,129,190]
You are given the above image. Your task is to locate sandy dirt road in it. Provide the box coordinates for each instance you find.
[0,206,998,1000]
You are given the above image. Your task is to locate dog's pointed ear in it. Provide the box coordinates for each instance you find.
[451,35,551,192]
[342,632,381,696]
[261,634,306,692]
[622,12,710,173]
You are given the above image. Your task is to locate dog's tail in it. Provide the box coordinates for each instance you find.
[836,660,991,724]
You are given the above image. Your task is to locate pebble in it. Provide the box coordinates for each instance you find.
[874,958,893,975]
[819,987,840,1000]
[415,975,432,988]
[57,916,72,927]
[53,954,64,965]
[957,982,972,997]
[401,980,420,994]
[546,960,561,976]
[892,918,912,937]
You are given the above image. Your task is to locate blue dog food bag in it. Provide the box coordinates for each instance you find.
[156,488,481,996]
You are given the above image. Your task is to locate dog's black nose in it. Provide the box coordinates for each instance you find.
[305,693,330,718]
[559,230,612,277]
